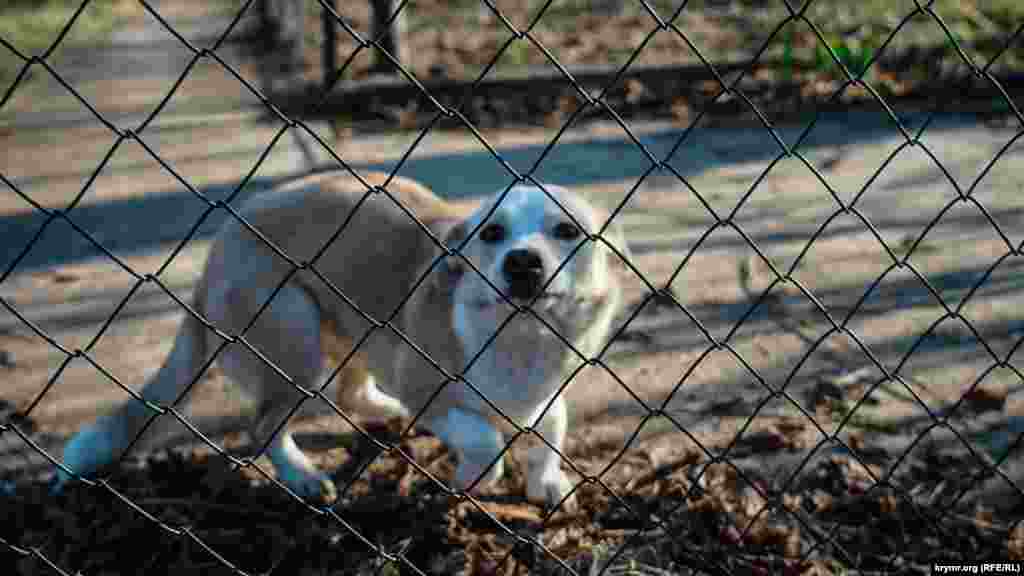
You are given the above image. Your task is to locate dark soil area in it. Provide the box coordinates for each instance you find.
[4,417,1022,575]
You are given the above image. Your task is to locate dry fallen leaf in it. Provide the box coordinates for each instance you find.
[776,417,807,437]
[748,522,797,555]
[543,93,582,128]
[397,101,420,131]
[670,97,691,125]
[740,486,768,523]
[801,77,838,100]
[812,490,834,513]
[1009,523,1024,560]
[476,502,544,524]
[697,79,721,96]
[623,78,647,103]
[971,506,996,531]
[784,527,801,557]
[741,429,791,452]
[878,492,898,515]
[782,493,802,513]
[847,432,865,453]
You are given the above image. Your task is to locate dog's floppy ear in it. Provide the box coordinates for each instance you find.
[432,218,469,292]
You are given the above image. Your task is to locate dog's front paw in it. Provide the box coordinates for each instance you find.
[52,421,119,493]
[527,465,577,512]
[277,467,338,505]
[428,408,506,496]
[454,455,504,494]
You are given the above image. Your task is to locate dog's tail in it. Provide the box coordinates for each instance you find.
[290,124,339,176]
[291,127,320,172]
[54,273,213,490]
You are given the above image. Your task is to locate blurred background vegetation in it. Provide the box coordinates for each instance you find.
[4,0,1022,89]
[0,0,132,85]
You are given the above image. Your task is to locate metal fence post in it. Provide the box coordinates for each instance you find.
[368,0,405,74]
[322,0,338,90]
[262,0,306,95]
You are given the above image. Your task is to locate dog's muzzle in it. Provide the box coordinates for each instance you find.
[502,248,545,300]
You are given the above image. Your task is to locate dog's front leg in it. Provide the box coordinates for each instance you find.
[265,425,337,504]
[526,394,576,511]
[428,408,505,493]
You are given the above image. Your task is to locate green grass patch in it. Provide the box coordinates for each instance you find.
[748,0,1024,80]
[828,398,903,433]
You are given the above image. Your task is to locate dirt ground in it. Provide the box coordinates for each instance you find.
[2,1,1024,574]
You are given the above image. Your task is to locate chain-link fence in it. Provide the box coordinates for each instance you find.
[2,0,1024,574]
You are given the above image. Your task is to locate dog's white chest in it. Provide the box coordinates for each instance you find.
[462,347,563,425]
[454,304,568,424]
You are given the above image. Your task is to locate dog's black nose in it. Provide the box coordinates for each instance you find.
[502,249,544,299]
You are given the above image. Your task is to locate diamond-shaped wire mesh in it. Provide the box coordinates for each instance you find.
[2,0,1024,574]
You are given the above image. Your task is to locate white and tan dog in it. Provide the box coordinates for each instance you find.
[54,171,628,509]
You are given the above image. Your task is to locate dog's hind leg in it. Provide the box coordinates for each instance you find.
[321,327,409,422]
[215,281,337,504]
[55,299,212,491]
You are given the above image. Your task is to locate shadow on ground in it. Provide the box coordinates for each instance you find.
[1,109,990,272]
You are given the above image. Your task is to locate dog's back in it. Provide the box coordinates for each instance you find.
[216,172,476,413]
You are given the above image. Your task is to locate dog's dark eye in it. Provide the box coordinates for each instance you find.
[552,222,581,240]
[479,223,505,244]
